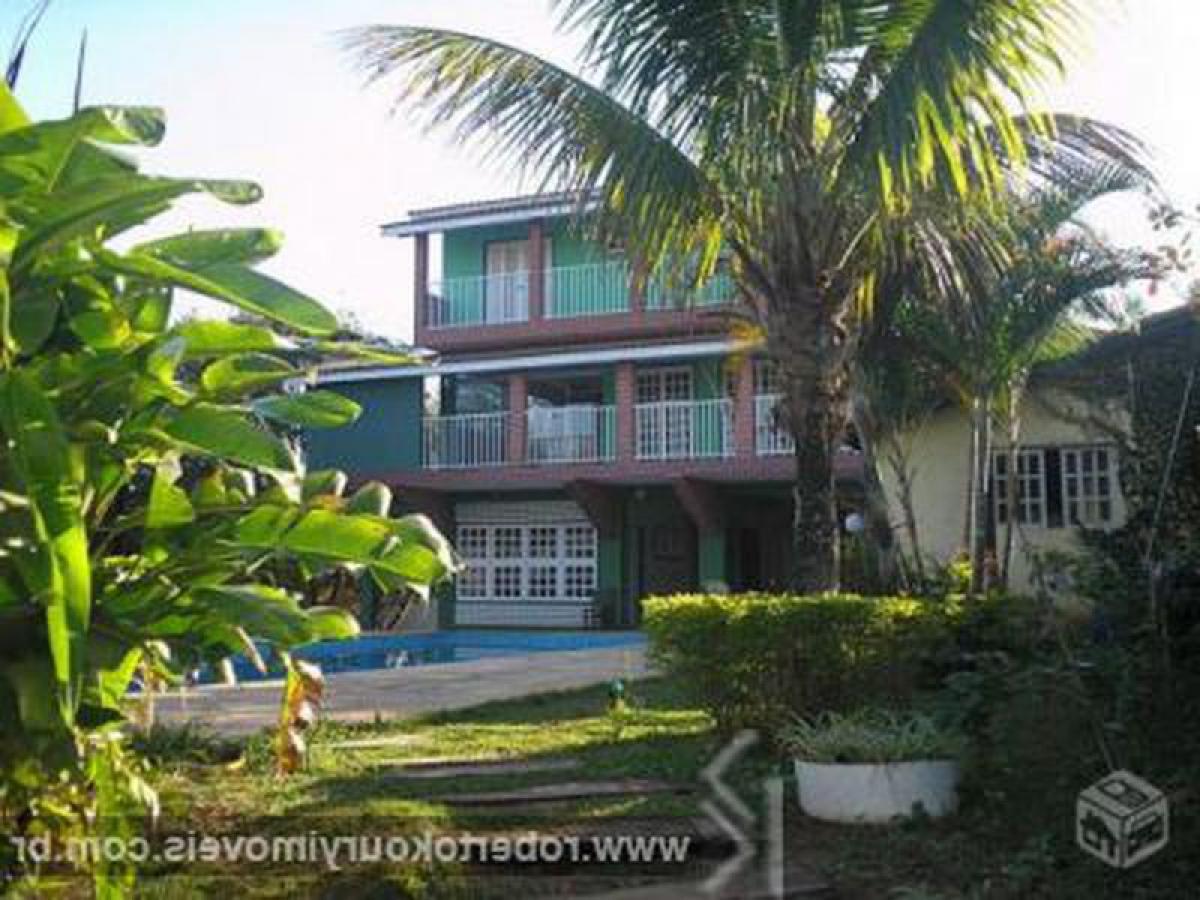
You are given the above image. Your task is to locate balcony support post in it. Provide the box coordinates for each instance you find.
[414,232,429,330]
[528,218,546,321]
[507,374,528,465]
[615,362,636,461]
[735,358,757,458]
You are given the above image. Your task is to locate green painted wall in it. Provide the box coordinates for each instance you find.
[692,357,729,456]
[597,534,624,626]
[698,532,728,590]
[441,217,605,280]
[304,379,423,473]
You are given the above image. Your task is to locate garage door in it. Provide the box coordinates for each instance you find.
[454,500,598,627]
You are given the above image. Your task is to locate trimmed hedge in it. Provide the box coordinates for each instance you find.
[643,592,957,733]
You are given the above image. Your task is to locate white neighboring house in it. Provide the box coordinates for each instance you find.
[880,385,1130,591]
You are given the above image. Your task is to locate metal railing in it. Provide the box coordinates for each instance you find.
[427,272,530,328]
[643,268,735,310]
[635,399,733,460]
[426,261,737,327]
[422,412,508,469]
[545,261,631,318]
[527,404,616,463]
[755,393,794,456]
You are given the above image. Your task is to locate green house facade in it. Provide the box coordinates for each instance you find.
[307,193,857,628]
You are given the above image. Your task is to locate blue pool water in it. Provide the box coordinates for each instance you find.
[198,630,646,685]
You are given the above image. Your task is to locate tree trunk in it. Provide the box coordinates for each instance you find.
[851,393,896,591]
[1000,392,1021,589]
[884,437,925,587]
[968,394,993,595]
[787,392,842,591]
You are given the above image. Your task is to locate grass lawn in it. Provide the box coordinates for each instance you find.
[123,677,1194,899]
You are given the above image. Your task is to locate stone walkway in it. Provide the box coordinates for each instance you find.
[153,645,650,736]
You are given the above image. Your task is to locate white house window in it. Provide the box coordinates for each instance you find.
[493,526,523,558]
[454,519,598,608]
[529,526,558,558]
[529,565,558,599]
[753,359,782,395]
[1062,446,1115,525]
[993,449,1046,526]
[493,564,523,598]
[563,525,597,559]
[458,565,487,599]
[993,444,1118,529]
[458,526,489,558]
[564,565,596,599]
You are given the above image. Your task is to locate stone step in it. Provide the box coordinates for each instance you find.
[435,779,693,807]
[324,734,423,750]
[381,757,582,780]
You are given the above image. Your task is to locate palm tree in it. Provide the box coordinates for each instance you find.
[900,179,1157,590]
[347,1,1151,590]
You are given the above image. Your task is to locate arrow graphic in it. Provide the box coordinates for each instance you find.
[700,729,759,895]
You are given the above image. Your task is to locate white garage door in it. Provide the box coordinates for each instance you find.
[454,500,598,627]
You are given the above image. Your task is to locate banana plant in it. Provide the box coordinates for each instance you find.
[0,84,457,838]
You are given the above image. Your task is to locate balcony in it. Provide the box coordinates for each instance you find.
[755,393,794,456]
[427,272,531,328]
[424,262,735,331]
[527,404,616,464]
[634,399,733,461]
[422,411,508,469]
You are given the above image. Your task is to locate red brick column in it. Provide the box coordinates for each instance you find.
[507,373,528,465]
[628,257,647,317]
[413,232,430,334]
[615,362,637,462]
[528,219,545,321]
[734,358,756,459]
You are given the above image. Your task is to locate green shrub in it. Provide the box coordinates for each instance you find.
[643,592,956,733]
[779,709,965,763]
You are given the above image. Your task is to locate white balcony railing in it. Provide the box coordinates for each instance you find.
[545,261,631,319]
[427,272,530,328]
[422,412,507,469]
[755,393,794,456]
[635,399,733,461]
[425,261,738,328]
[527,405,616,463]
[643,268,735,310]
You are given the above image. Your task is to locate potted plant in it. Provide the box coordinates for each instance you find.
[779,709,964,823]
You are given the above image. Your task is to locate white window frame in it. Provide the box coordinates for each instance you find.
[484,238,553,322]
[454,521,597,607]
[1062,445,1116,526]
[636,366,694,459]
[993,448,1047,527]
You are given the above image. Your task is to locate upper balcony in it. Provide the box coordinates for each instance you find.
[384,192,738,354]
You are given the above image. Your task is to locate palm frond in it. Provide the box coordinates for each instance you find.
[840,0,1087,201]
[343,25,721,272]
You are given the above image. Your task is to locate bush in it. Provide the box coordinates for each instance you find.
[779,709,965,763]
[643,592,956,733]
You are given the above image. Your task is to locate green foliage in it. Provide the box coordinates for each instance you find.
[0,86,457,888]
[780,709,965,764]
[347,0,1152,592]
[642,592,956,733]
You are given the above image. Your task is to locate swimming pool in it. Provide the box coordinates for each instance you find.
[199,630,646,685]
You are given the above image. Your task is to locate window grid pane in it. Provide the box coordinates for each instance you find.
[993,449,1046,526]
[456,522,598,606]
[1063,446,1115,525]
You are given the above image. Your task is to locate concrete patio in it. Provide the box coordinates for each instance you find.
[152,644,651,736]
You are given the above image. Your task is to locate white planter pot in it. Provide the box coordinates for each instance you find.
[794,759,960,824]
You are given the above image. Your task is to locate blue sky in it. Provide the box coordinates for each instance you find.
[4,1,1198,339]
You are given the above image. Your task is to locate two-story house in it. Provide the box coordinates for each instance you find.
[307,193,857,628]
